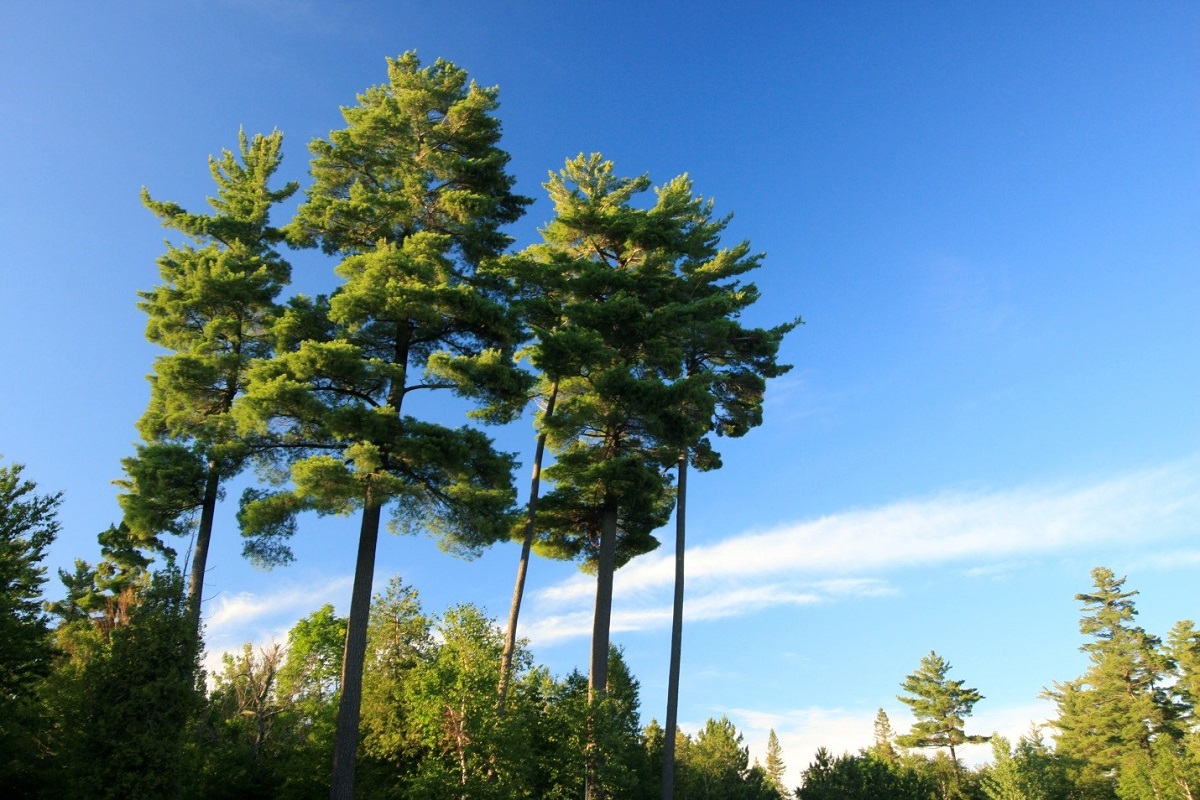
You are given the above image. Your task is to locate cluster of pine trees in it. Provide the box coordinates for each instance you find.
[3,50,1196,800]
[1,52,795,799]
[796,567,1200,800]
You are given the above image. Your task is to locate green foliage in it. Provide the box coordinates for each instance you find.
[400,603,537,798]
[1168,620,1200,725]
[126,128,297,638]
[235,52,531,562]
[50,568,202,800]
[191,642,288,799]
[358,577,431,782]
[508,154,692,570]
[652,173,797,471]
[675,716,780,799]
[185,605,348,800]
[591,647,657,797]
[870,709,900,762]
[0,461,59,795]
[766,728,788,796]
[234,53,533,800]
[278,604,347,712]
[135,127,295,458]
[1115,735,1199,800]
[117,442,209,542]
[514,667,595,799]
[287,51,530,261]
[0,461,58,690]
[493,151,796,795]
[981,731,1074,800]
[897,651,989,764]
[1045,568,1178,798]
[796,747,939,800]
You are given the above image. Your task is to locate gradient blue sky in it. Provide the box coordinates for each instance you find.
[3,1,1197,785]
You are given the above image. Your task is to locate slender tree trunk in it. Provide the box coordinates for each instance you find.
[330,486,382,800]
[498,381,558,709]
[661,453,687,800]
[187,462,221,636]
[589,497,619,701]
[586,495,620,800]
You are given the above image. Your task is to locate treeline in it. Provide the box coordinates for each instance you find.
[6,455,1198,800]
[1,457,781,798]
[796,567,1200,800]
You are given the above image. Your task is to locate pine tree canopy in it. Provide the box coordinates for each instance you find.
[896,650,989,761]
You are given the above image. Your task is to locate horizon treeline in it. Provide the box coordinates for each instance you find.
[5,460,1199,799]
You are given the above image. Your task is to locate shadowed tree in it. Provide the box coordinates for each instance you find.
[235,52,530,800]
[51,568,202,800]
[796,747,937,800]
[120,129,296,634]
[0,461,59,795]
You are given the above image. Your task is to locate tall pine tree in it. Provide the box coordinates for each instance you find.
[653,173,797,799]
[765,728,787,797]
[1046,568,1179,798]
[122,129,296,633]
[499,154,697,797]
[235,53,530,800]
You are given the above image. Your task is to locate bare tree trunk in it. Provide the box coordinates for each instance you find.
[329,487,382,800]
[589,497,620,700]
[586,496,620,800]
[187,462,221,637]
[661,453,687,800]
[498,381,558,709]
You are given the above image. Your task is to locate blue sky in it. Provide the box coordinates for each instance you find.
[2,1,1197,786]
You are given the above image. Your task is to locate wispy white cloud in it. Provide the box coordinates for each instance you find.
[205,574,353,633]
[525,459,1200,645]
[526,578,893,645]
[201,574,354,672]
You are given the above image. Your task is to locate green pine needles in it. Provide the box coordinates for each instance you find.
[115,52,796,800]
